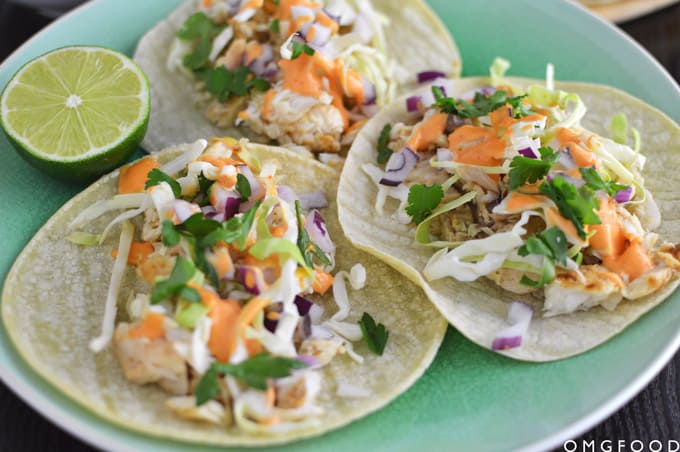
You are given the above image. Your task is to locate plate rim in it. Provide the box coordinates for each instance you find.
[0,0,678,451]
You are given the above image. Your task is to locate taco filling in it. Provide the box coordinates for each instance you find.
[69,137,388,433]
[362,59,680,321]
[168,0,396,153]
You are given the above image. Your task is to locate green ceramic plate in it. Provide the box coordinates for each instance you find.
[0,1,678,451]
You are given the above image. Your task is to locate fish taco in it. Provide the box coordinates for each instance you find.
[338,59,680,361]
[1,139,446,445]
[134,0,460,158]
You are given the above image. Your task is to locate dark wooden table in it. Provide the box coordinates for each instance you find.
[0,1,678,451]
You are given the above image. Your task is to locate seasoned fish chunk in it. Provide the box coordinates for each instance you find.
[113,322,188,395]
[243,89,343,153]
[544,265,624,317]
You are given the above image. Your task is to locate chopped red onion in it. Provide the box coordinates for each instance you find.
[362,77,376,105]
[518,147,540,159]
[406,96,421,112]
[264,303,282,333]
[213,186,240,213]
[307,23,332,47]
[201,205,217,216]
[491,336,522,350]
[614,186,633,203]
[305,210,335,253]
[417,71,447,84]
[309,303,324,325]
[353,14,373,43]
[224,197,241,220]
[436,148,453,162]
[557,149,577,170]
[461,85,497,100]
[320,7,340,23]
[296,354,320,367]
[360,104,378,117]
[479,85,496,96]
[238,266,266,295]
[299,190,328,209]
[291,5,315,20]
[248,43,274,77]
[170,200,200,223]
[294,295,313,316]
[491,301,533,351]
[277,185,299,203]
[297,314,312,340]
[379,147,419,186]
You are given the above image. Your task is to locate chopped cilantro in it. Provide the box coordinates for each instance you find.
[376,123,393,164]
[295,201,331,267]
[519,227,568,266]
[406,183,444,225]
[236,173,251,201]
[177,12,223,70]
[145,168,182,197]
[517,227,568,288]
[161,219,181,247]
[508,146,559,189]
[195,353,307,405]
[181,213,222,237]
[269,18,280,33]
[199,201,261,251]
[580,167,629,197]
[432,86,529,119]
[198,171,214,195]
[538,177,601,240]
[196,66,270,102]
[291,41,315,59]
[150,257,200,304]
[358,312,389,355]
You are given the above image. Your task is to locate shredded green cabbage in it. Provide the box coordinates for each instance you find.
[415,191,476,247]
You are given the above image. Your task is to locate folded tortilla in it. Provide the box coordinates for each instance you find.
[1,143,446,445]
[134,0,461,153]
[338,76,680,361]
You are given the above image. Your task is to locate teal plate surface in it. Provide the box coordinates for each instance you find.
[0,1,678,451]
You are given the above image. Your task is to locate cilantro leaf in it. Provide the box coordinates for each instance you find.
[145,168,182,197]
[538,176,601,240]
[579,167,629,197]
[291,42,315,59]
[376,123,393,164]
[406,183,444,225]
[196,172,215,206]
[177,13,223,70]
[161,219,181,247]
[358,312,389,355]
[195,367,220,406]
[236,173,251,201]
[195,353,307,405]
[199,201,261,251]
[197,66,270,102]
[432,86,529,119]
[295,201,331,267]
[150,257,200,304]
[198,171,215,195]
[518,227,568,266]
[508,146,559,189]
[269,18,280,33]
[181,213,222,237]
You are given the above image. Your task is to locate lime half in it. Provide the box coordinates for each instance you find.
[0,46,150,181]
